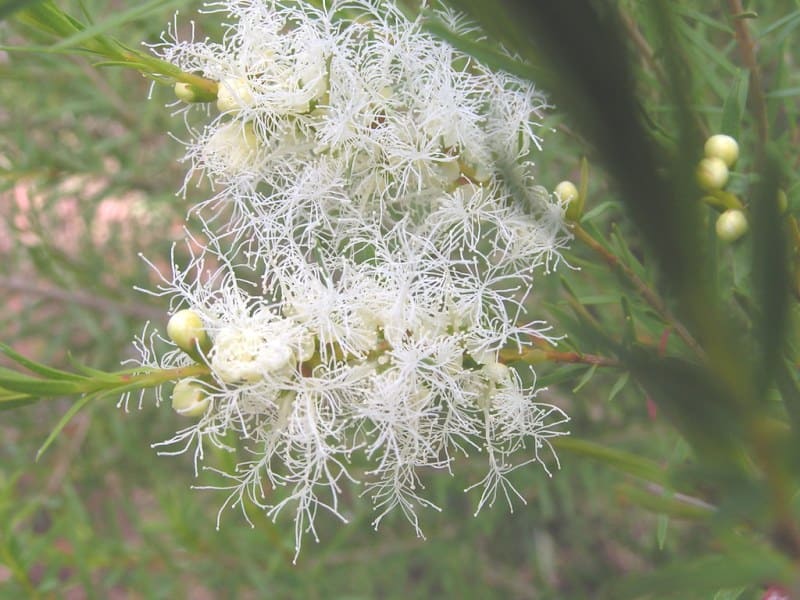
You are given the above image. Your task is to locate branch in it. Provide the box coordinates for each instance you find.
[571,223,705,360]
[0,276,163,321]
[500,346,622,368]
[726,0,768,145]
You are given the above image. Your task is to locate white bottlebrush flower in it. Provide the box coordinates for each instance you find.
[138,0,573,558]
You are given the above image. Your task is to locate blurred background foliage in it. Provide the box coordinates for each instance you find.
[1,0,800,598]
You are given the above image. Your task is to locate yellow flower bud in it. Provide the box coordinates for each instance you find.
[704,134,739,167]
[167,309,210,355]
[217,77,254,112]
[483,361,511,384]
[715,209,748,242]
[173,81,218,103]
[555,180,583,221]
[171,379,210,417]
[696,157,729,191]
[554,180,579,205]
[174,82,196,102]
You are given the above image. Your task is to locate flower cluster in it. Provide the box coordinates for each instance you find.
[136,0,571,555]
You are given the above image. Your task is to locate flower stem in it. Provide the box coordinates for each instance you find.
[727,0,769,146]
[571,223,705,359]
[500,347,621,368]
[112,363,211,393]
[12,2,218,97]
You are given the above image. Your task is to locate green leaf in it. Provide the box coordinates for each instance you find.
[0,0,43,20]
[616,482,714,520]
[776,359,800,447]
[713,589,747,600]
[674,6,735,33]
[656,514,669,549]
[574,295,620,305]
[422,3,546,83]
[611,226,644,277]
[422,17,542,81]
[619,296,636,348]
[0,342,85,381]
[760,9,800,37]
[0,396,39,410]
[91,59,150,69]
[36,393,94,461]
[720,69,749,139]
[607,371,630,403]
[0,367,84,396]
[528,364,585,387]
[607,544,793,599]
[14,1,82,40]
[581,200,619,222]
[66,354,123,383]
[571,363,597,392]
[47,0,165,51]
[623,349,750,474]
[749,148,789,392]
[553,438,670,487]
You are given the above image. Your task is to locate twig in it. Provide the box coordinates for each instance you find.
[727,0,769,145]
[619,10,668,88]
[500,346,622,368]
[643,483,716,512]
[75,57,138,130]
[45,410,91,494]
[0,276,163,321]
[571,223,705,360]
[619,7,709,139]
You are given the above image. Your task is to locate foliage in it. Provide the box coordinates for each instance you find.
[1,0,799,598]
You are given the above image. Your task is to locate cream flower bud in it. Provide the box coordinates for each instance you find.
[483,361,511,384]
[469,347,495,366]
[697,157,729,191]
[554,180,579,205]
[171,379,210,417]
[217,77,254,112]
[715,209,748,242]
[203,122,259,176]
[174,81,217,103]
[296,47,328,107]
[436,158,462,185]
[704,134,739,167]
[174,82,197,102]
[167,310,210,355]
[462,150,492,183]
[296,332,316,362]
[471,162,492,184]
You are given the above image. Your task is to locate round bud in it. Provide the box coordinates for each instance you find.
[203,122,260,177]
[483,361,511,384]
[471,162,492,184]
[554,180,579,205]
[174,82,197,103]
[171,379,210,417]
[173,81,218,104]
[704,134,739,167]
[216,77,254,112]
[296,332,317,363]
[696,157,729,191]
[715,209,748,242]
[167,309,210,355]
